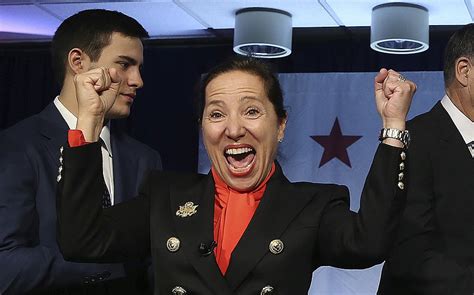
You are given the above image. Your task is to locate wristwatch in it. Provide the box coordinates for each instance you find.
[379,128,410,148]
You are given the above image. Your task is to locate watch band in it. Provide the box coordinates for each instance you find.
[379,128,410,148]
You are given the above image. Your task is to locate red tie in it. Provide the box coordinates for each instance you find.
[212,163,275,275]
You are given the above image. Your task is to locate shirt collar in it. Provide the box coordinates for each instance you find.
[54,96,113,156]
[441,94,474,144]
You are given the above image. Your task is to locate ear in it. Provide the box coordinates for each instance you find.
[67,48,90,75]
[277,115,288,142]
[454,56,471,87]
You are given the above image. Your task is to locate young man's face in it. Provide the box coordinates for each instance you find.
[89,32,144,119]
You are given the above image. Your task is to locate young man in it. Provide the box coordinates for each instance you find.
[378,24,474,295]
[0,9,161,294]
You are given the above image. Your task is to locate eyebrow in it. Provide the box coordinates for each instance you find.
[206,99,224,108]
[205,96,261,108]
[117,55,140,66]
[240,96,260,103]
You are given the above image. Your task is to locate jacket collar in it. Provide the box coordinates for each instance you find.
[110,127,139,203]
[38,103,138,203]
[433,102,473,159]
[170,172,231,294]
[170,163,314,292]
[432,101,474,176]
[224,163,314,290]
[38,103,69,166]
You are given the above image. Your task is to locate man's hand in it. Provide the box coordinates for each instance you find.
[74,67,121,142]
[375,68,417,130]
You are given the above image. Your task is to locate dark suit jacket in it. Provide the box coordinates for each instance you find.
[0,103,162,294]
[378,102,474,294]
[57,141,406,295]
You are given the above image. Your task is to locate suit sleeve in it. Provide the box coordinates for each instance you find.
[57,142,151,263]
[379,127,474,294]
[0,144,57,294]
[317,144,407,268]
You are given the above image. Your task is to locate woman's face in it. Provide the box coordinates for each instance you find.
[202,70,286,192]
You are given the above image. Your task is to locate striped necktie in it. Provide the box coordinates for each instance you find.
[468,141,474,158]
[99,138,112,208]
[102,183,112,208]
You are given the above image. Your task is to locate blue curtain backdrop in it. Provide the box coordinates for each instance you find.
[198,71,445,294]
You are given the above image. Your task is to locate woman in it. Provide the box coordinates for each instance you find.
[57,58,416,294]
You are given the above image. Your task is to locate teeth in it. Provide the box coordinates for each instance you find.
[225,147,254,155]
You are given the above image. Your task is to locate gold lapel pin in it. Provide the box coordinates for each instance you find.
[176,201,198,218]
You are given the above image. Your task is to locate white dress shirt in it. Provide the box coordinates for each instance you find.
[54,96,115,204]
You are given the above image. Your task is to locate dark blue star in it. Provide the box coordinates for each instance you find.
[311,118,362,168]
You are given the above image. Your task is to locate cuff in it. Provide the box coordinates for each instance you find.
[68,130,90,147]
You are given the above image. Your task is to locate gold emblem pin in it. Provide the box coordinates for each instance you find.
[176,201,198,218]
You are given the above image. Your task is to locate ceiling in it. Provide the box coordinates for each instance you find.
[0,0,473,43]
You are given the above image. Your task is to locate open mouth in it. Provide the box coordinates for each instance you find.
[224,145,256,176]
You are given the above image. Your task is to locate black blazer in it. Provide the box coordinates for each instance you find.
[378,102,474,295]
[57,143,406,295]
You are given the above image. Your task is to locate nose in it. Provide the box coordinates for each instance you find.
[224,114,246,141]
[127,67,144,89]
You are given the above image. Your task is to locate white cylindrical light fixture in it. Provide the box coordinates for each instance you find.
[371,2,429,54]
[233,7,292,58]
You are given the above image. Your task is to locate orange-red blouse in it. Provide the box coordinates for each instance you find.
[212,163,275,275]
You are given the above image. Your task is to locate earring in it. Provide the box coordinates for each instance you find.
[278,138,283,143]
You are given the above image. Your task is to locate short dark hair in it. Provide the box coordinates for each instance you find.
[197,56,287,124]
[443,23,474,87]
[51,9,149,85]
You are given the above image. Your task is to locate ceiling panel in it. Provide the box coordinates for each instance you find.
[0,0,35,3]
[0,0,471,42]
[0,0,163,3]
[325,0,473,26]
[0,4,62,35]
[175,0,339,28]
[40,1,208,37]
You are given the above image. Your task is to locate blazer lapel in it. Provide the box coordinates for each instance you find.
[38,103,69,167]
[110,131,139,203]
[434,102,474,184]
[225,164,314,290]
[170,173,232,294]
